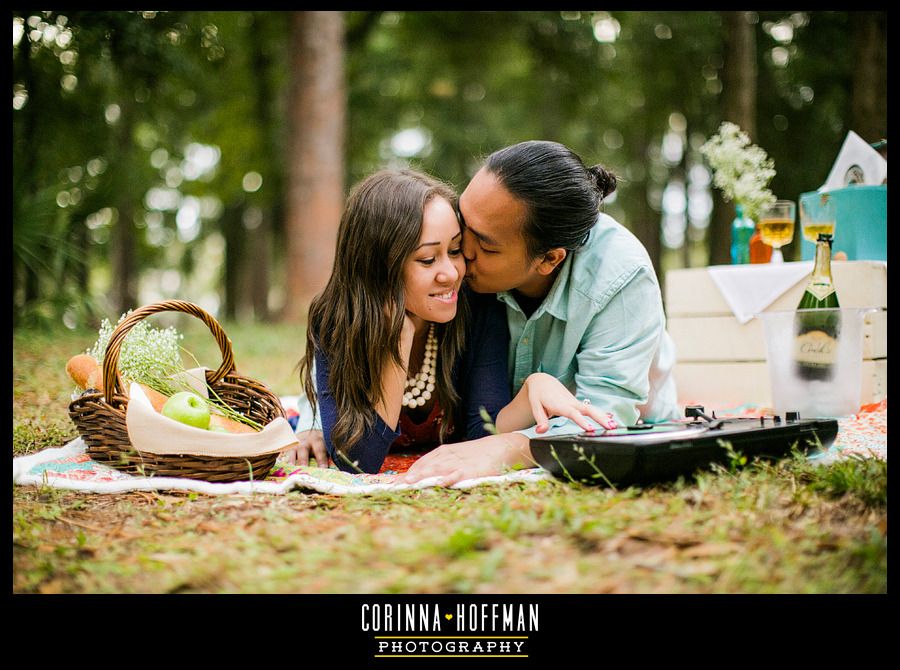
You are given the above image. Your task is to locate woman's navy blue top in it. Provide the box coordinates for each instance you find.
[314,288,511,474]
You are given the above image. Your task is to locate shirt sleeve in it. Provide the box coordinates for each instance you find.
[315,348,400,474]
[293,356,323,433]
[573,267,666,426]
[456,289,512,439]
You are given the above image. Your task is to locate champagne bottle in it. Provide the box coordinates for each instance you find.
[793,233,840,380]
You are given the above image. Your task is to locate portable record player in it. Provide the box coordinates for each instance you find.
[529,405,838,486]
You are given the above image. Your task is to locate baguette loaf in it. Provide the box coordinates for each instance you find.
[66,354,104,391]
[66,353,260,433]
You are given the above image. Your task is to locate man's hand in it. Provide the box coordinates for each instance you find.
[281,429,330,467]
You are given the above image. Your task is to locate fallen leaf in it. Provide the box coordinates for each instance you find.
[681,542,742,559]
[147,552,189,565]
[630,546,679,569]
[628,530,701,548]
[588,577,629,594]
[669,561,721,578]
[38,579,65,594]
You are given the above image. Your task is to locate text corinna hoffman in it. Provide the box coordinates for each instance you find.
[361,602,539,632]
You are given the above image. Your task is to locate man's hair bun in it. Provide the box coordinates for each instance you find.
[589,165,617,199]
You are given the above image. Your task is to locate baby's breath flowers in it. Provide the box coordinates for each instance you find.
[700,121,777,221]
[86,311,263,430]
[86,311,184,396]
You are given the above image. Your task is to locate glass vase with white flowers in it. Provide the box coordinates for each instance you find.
[700,122,779,263]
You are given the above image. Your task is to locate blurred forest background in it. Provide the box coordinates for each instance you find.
[12,10,887,330]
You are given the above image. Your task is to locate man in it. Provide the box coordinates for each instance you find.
[455,140,677,424]
[288,140,679,479]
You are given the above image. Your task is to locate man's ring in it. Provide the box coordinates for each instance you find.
[582,398,591,405]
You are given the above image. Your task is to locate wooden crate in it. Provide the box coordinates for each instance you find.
[665,261,887,408]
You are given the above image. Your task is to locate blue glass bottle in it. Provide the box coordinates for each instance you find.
[731,204,754,264]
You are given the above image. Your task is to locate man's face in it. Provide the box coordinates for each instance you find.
[457,168,542,295]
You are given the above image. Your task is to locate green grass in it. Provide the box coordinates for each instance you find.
[12,322,887,594]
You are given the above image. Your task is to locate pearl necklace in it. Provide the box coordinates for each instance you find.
[402,323,437,408]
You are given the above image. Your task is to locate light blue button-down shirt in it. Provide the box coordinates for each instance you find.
[500,212,679,430]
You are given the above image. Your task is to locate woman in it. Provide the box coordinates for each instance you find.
[291,168,612,474]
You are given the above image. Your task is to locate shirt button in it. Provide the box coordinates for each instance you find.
[522,338,529,345]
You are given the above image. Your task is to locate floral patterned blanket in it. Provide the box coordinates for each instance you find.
[12,399,885,496]
[700,398,887,464]
[12,443,550,495]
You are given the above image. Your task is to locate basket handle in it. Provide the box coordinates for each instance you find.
[102,300,236,400]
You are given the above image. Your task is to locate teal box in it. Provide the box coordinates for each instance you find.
[799,185,887,261]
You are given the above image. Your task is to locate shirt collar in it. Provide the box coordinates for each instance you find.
[495,252,573,322]
[491,219,603,321]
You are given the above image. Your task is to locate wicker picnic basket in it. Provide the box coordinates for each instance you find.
[67,300,286,482]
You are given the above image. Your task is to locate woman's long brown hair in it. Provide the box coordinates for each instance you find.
[297,168,468,463]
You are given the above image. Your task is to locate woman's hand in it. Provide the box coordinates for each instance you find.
[400,433,533,487]
[280,429,330,467]
[496,372,617,434]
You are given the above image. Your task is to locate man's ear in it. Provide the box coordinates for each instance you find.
[535,248,567,275]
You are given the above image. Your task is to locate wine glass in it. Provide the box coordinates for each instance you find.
[800,193,836,245]
[758,200,796,263]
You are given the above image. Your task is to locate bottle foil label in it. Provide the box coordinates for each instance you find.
[805,283,836,302]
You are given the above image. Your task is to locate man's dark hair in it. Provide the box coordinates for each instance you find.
[484,140,617,259]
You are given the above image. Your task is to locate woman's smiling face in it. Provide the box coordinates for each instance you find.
[403,195,465,326]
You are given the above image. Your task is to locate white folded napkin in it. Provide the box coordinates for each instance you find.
[125,381,299,458]
[821,130,887,191]
[707,261,813,324]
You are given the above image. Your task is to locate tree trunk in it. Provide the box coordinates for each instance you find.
[283,11,346,322]
[247,12,279,322]
[849,12,886,144]
[15,30,40,315]
[635,177,662,292]
[721,12,757,139]
[110,100,139,315]
[679,126,691,270]
[249,217,272,321]
[111,202,137,315]
[630,116,662,294]
[222,201,244,321]
[710,11,758,266]
[70,217,89,296]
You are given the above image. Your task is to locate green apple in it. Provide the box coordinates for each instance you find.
[161,391,211,430]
